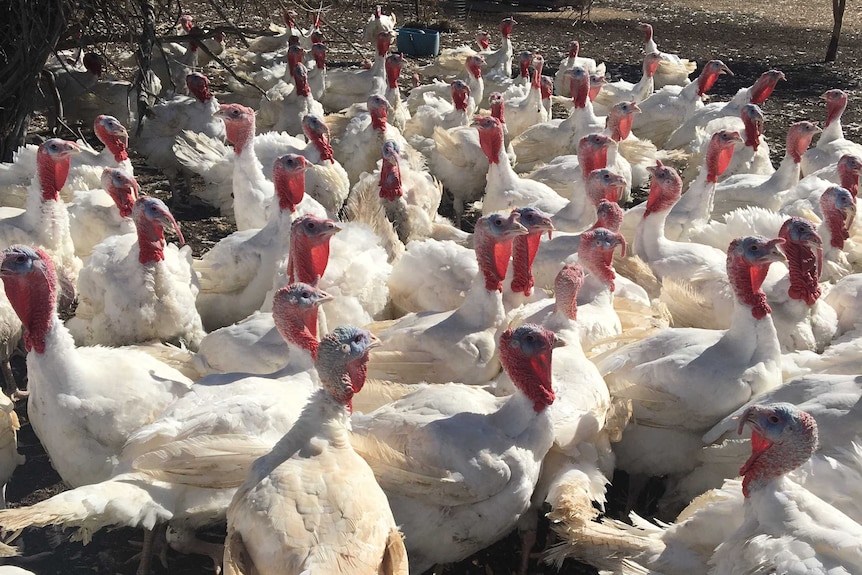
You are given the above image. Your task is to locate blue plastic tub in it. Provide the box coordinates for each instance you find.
[396,28,440,57]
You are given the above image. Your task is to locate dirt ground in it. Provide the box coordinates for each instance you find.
[2,0,861,573]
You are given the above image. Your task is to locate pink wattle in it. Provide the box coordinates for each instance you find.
[478,122,504,164]
[740,429,772,497]
[287,232,333,285]
[2,248,57,354]
[225,117,254,156]
[273,167,305,213]
[137,222,166,265]
[580,145,609,179]
[707,142,737,183]
[378,158,403,201]
[273,300,320,359]
[697,69,720,97]
[37,148,71,201]
[571,73,589,109]
[610,113,634,142]
[784,242,821,305]
[498,330,555,413]
[370,108,388,132]
[510,233,542,296]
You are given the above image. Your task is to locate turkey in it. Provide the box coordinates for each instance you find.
[135,72,224,206]
[630,59,733,148]
[321,31,393,113]
[801,89,862,176]
[329,94,422,187]
[512,67,604,173]
[0,113,132,209]
[174,112,349,220]
[494,263,624,573]
[708,120,821,216]
[600,235,784,497]
[347,140,449,248]
[384,53,410,132]
[351,323,559,573]
[0,281,336,572]
[764,217,838,353]
[708,403,862,574]
[366,212,527,386]
[257,63,324,136]
[475,116,567,216]
[631,159,738,329]
[546,402,862,574]
[223,326,408,575]
[0,139,83,309]
[418,17,515,89]
[66,167,138,259]
[192,153,327,331]
[503,55,551,139]
[361,5,397,45]
[664,69,785,151]
[529,170,627,290]
[66,197,205,350]
[526,132,631,232]
[593,53,662,114]
[623,130,743,247]
[682,103,773,185]
[0,245,193,488]
[428,93,512,223]
[404,79,474,144]
[407,55,484,117]
[554,40,606,98]
[638,22,697,88]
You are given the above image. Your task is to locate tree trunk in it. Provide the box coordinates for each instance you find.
[0,0,72,161]
[825,0,846,62]
[135,0,156,136]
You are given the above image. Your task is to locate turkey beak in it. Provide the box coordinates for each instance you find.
[552,335,567,349]
[156,209,185,245]
[366,333,382,350]
[736,407,756,435]
[64,141,82,155]
[316,289,335,305]
[763,238,787,264]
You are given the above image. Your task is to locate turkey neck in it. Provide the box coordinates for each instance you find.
[449,227,510,330]
[27,157,73,253]
[467,73,484,111]
[763,152,804,199]
[634,194,673,266]
[717,259,780,378]
[820,100,846,146]
[274,307,320,374]
[671,168,715,229]
[250,388,350,479]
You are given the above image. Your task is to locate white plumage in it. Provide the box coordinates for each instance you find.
[67,196,205,350]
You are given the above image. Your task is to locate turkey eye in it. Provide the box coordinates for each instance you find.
[307,222,315,229]
[15,255,26,263]
[767,415,780,424]
[302,292,310,298]
[494,219,502,226]
[354,335,363,343]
